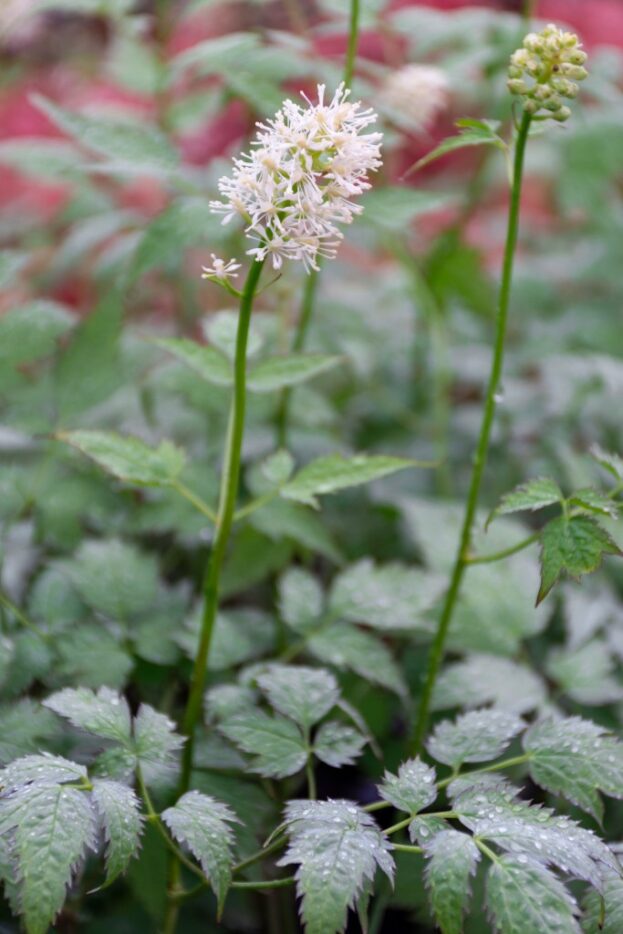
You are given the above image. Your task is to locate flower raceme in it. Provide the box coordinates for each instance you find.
[209,84,383,273]
[379,64,449,132]
[508,24,588,122]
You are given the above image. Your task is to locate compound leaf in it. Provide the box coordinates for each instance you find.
[486,856,580,934]
[247,354,342,393]
[488,478,563,527]
[43,687,132,744]
[313,722,366,768]
[91,779,143,884]
[219,710,307,778]
[281,455,417,508]
[60,430,186,489]
[427,710,525,769]
[378,758,437,815]
[424,830,480,934]
[255,665,339,730]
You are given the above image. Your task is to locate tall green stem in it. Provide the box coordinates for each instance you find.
[180,258,265,787]
[343,0,360,89]
[410,113,532,754]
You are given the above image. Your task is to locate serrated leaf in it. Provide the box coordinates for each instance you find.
[427,710,525,769]
[259,450,296,488]
[281,455,418,507]
[162,791,237,914]
[409,815,450,845]
[247,354,342,393]
[133,704,185,785]
[568,488,619,518]
[424,830,480,934]
[205,684,257,723]
[313,721,366,768]
[328,559,442,631]
[455,781,618,887]
[43,687,132,743]
[32,95,178,174]
[0,777,97,934]
[538,516,621,604]
[488,477,563,526]
[525,717,623,822]
[155,337,232,386]
[0,753,87,793]
[486,857,580,934]
[379,758,437,815]
[0,301,75,365]
[308,623,406,695]
[589,444,623,481]
[91,780,143,884]
[405,119,506,175]
[255,665,339,729]
[278,800,394,934]
[279,568,324,632]
[546,640,623,706]
[60,430,186,488]
[219,710,307,778]
[432,654,546,714]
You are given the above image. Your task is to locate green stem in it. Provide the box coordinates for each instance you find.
[475,838,501,864]
[436,752,533,791]
[172,480,217,523]
[391,843,424,855]
[233,838,287,875]
[0,590,49,641]
[179,258,265,790]
[306,758,317,800]
[343,0,360,89]
[410,113,532,755]
[231,877,295,891]
[465,531,540,565]
[384,817,412,836]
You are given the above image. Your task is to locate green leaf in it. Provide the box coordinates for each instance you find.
[162,791,238,915]
[255,665,339,729]
[424,830,480,934]
[55,297,123,422]
[0,138,80,180]
[379,758,437,815]
[55,625,133,691]
[170,31,260,78]
[582,872,623,934]
[0,772,96,934]
[68,539,159,620]
[278,568,324,632]
[538,516,621,604]
[313,722,366,768]
[130,197,225,280]
[32,95,178,174]
[307,623,406,695]
[405,119,506,175]
[249,499,341,562]
[359,187,453,232]
[546,640,622,706]
[258,450,296,488]
[427,710,525,769]
[0,301,75,366]
[486,857,580,934]
[205,685,257,723]
[432,654,546,715]
[589,444,623,481]
[281,454,418,507]
[568,488,619,518]
[488,477,563,526]
[524,716,623,822]
[0,701,58,765]
[328,559,441,631]
[0,753,87,791]
[219,710,307,778]
[155,337,232,387]
[91,779,143,884]
[43,687,132,744]
[133,704,185,786]
[247,354,342,393]
[278,800,394,934]
[60,430,186,488]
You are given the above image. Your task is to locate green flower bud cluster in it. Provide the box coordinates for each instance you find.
[508,23,588,122]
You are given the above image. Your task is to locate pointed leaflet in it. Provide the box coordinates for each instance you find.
[133,704,185,785]
[162,791,238,915]
[488,477,563,527]
[219,710,307,778]
[568,488,619,518]
[427,710,525,769]
[43,687,132,744]
[424,830,480,934]
[486,857,581,934]
[155,337,232,386]
[313,722,366,768]
[524,716,623,822]
[0,753,87,792]
[91,780,143,884]
[281,455,418,507]
[405,119,506,176]
[59,430,186,488]
[278,568,324,632]
[247,353,342,392]
[589,444,623,481]
[0,769,97,934]
[255,665,340,729]
[278,800,394,934]
[432,654,546,714]
[538,515,621,604]
[378,758,437,815]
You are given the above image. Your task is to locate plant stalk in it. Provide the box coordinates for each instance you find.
[410,113,532,754]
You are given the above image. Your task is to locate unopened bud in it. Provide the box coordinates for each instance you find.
[507,23,588,121]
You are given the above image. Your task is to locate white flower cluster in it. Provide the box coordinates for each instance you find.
[508,24,588,122]
[379,64,449,132]
[210,84,383,272]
